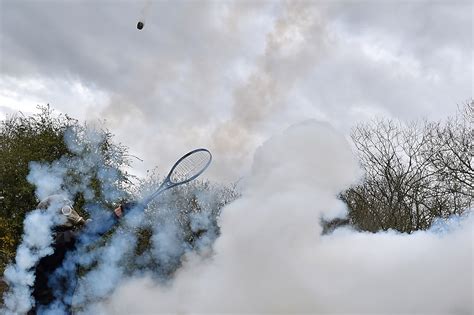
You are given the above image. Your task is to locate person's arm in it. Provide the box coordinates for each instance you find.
[81,201,145,239]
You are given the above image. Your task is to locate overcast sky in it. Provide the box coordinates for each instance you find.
[0,0,472,181]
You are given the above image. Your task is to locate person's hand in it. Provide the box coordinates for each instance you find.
[114,205,123,218]
[114,201,143,219]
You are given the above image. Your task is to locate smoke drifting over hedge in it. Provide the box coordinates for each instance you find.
[1,126,228,314]
[99,121,472,314]
[1,117,471,314]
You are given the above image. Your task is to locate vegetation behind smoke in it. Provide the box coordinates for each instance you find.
[0,106,132,289]
[0,102,472,302]
[0,106,70,272]
[0,105,240,303]
[337,101,473,233]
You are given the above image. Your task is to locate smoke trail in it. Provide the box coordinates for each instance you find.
[210,1,329,179]
[137,0,153,29]
[99,120,472,314]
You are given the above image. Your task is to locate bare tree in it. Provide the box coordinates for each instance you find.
[340,102,473,233]
[424,101,473,200]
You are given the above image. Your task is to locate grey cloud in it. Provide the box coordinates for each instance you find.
[328,1,472,54]
[1,0,471,180]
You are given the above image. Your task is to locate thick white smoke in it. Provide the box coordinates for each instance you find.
[2,201,67,314]
[1,126,131,315]
[99,120,472,314]
[1,124,227,314]
[2,120,471,314]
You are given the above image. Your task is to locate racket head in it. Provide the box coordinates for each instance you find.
[166,148,212,185]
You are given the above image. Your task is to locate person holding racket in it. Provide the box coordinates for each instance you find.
[29,194,129,315]
[28,148,212,314]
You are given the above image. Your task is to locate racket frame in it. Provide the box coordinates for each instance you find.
[143,148,212,205]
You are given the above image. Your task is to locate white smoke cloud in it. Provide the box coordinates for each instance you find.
[26,163,67,201]
[2,123,232,314]
[99,120,472,314]
[1,126,131,314]
[72,230,138,307]
[2,204,66,315]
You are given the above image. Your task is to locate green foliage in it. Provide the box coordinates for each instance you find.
[0,106,72,272]
[0,105,131,278]
[0,106,241,301]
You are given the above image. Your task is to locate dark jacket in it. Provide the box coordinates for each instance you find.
[29,202,140,314]
[32,228,78,307]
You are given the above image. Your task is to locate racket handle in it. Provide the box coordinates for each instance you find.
[143,183,170,205]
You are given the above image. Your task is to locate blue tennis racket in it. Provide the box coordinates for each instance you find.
[142,148,212,205]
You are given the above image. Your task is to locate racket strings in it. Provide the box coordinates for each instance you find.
[171,151,210,183]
